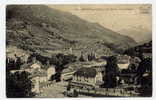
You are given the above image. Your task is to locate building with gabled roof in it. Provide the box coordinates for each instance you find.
[72,67,104,88]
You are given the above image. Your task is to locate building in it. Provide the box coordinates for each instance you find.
[46,66,56,80]
[21,61,56,82]
[6,46,30,63]
[73,67,96,85]
[31,76,40,93]
[30,69,47,93]
[61,68,76,81]
[72,67,103,88]
[142,53,152,59]
[20,61,42,73]
[118,73,136,85]
[10,59,56,94]
[117,55,131,70]
[62,58,106,82]
[92,65,105,85]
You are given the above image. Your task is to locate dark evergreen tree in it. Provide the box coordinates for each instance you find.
[6,71,35,98]
[102,56,118,88]
[79,54,85,62]
[15,56,23,69]
[136,58,152,96]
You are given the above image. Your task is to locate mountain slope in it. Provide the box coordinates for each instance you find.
[6,5,137,56]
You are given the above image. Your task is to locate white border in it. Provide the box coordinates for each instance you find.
[0,0,156,100]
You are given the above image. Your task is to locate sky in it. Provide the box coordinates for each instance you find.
[48,4,152,43]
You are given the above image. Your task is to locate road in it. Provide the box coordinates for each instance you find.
[35,81,91,98]
[35,81,66,98]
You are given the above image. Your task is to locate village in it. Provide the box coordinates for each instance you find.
[6,41,152,97]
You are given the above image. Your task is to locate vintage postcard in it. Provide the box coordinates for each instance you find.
[6,4,152,98]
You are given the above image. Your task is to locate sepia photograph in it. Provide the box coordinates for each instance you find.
[6,4,152,98]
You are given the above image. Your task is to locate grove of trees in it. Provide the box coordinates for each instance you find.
[6,71,35,98]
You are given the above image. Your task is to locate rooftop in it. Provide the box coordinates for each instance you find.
[74,67,97,78]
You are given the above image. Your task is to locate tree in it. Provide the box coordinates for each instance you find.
[73,89,78,97]
[137,58,152,77]
[128,63,137,73]
[6,71,35,98]
[102,56,118,88]
[67,84,71,91]
[50,53,77,68]
[136,58,152,96]
[48,53,77,81]
[79,54,85,62]
[15,56,23,69]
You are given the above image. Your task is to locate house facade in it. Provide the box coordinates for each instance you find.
[72,67,103,88]
[117,55,131,70]
[47,66,56,80]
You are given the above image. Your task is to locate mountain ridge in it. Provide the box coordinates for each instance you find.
[6,5,137,57]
